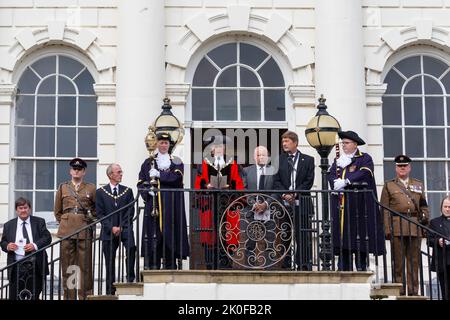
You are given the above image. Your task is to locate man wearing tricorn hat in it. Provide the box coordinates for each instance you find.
[138,132,189,269]
[194,135,244,269]
[54,157,96,300]
[380,154,429,296]
[328,131,385,271]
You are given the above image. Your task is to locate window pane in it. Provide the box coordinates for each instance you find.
[15,95,35,125]
[394,56,420,78]
[240,90,261,121]
[448,129,450,158]
[78,128,97,157]
[216,67,237,87]
[405,128,423,157]
[383,128,402,158]
[258,58,284,87]
[35,191,54,212]
[79,97,97,126]
[404,76,422,94]
[84,160,97,185]
[411,160,424,183]
[427,192,445,219]
[57,160,70,186]
[240,68,259,87]
[74,69,95,95]
[240,43,268,69]
[16,127,34,156]
[207,43,237,68]
[15,160,33,190]
[442,72,450,94]
[38,76,56,94]
[424,76,442,95]
[59,56,84,79]
[192,89,213,121]
[36,96,55,125]
[192,58,218,87]
[384,69,404,94]
[58,76,76,94]
[423,56,448,78]
[31,56,56,78]
[57,127,76,157]
[58,96,76,126]
[17,68,40,94]
[425,97,444,126]
[383,160,395,182]
[216,90,237,120]
[426,162,446,190]
[403,97,422,125]
[264,90,285,121]
[382,96,401,125]
[426,128,445,157]
[14,191,33,205]
[36,127,55,157]
[36,160,54,189]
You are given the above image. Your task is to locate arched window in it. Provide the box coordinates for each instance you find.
[191,42,285,121]
[382,54,450,216]
[14,55,97,222]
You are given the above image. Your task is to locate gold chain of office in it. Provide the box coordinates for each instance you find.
[100,186,130,200]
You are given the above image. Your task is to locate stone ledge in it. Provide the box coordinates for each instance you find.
[114,283,144,296]
[370,283,403,298]
[141,270,373,284]
[86,294,118,300]
[396,295,429,301]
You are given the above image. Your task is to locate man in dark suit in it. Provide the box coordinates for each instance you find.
[273,131,315,270]
[96,163,135,295]
[1,197,51,300]
[428,195,450,300]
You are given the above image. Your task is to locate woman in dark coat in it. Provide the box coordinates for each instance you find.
[328,131,385,271]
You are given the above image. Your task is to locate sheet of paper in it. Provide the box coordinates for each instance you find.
[15,238,25,256]
[209,175,228,189]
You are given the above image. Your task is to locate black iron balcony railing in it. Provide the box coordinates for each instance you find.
[0,187,448,300]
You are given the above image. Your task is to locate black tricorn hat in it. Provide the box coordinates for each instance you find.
[338,130,366,146]
[394,154,412,165]
[156,132,173,143]
[69,157,87,169]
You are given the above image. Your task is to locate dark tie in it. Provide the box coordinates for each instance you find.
[113,187,118,197]
[287,154,294,175]
[22,221,30,244]
[258,166,265,190]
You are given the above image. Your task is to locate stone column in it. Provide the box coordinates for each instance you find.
[116,0,165,187]
[315,0,367,140]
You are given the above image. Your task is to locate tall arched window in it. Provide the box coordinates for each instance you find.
[14,55,97,222]
[382,54,450,216]
[191,42,286,121]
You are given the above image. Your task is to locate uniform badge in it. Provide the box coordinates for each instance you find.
[349,165,356,173]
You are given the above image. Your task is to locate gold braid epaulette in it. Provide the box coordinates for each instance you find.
[100,186,130,200]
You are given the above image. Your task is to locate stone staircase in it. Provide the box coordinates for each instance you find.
[370,283,429,300]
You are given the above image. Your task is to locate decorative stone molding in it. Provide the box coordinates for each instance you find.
[0,84,16,107]
[165,83,190,107]
[0,21,115,83]
[365,20,450,84]
[166,5,315,73]
[288,84,316,108]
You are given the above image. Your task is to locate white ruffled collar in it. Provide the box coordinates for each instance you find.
[155,150,171,170]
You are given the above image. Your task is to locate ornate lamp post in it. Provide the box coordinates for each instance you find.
[305,95,341,270]
[143,98,184,269]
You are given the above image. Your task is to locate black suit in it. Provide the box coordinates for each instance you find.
[428,215,450,299]
[273,151,315,270]
[96,184,136,295]
[0,216,51,300]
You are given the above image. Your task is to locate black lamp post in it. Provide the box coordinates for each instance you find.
[305,95,341,270]
[143,98,184,269]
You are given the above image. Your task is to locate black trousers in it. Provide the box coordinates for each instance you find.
[437,266,450,300]
[338,249,367,271]
[9,260,43,300]
[103,236,136,295]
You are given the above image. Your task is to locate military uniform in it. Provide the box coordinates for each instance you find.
[54,158,96,300]
[380,155,429,296]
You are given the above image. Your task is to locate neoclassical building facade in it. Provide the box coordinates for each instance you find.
[1,0,450,225]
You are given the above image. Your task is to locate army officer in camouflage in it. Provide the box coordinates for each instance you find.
[380,154,429,296]
[54,158,96,300]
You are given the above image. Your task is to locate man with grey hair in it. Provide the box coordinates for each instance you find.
[96,163,136,295]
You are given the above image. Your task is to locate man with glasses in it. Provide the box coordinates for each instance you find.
[380,154,429,296]
[54,158,96,300]
[328,131,385,271]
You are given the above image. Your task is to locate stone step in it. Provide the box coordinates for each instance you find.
[86,295,118,300]
[114,283,144,296]
[396,295,429,301]
[370,283,403,299]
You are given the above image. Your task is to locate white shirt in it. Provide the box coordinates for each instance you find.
[15,217,37,260]
[288,151,299,190]
[109,183,119,194]
[214,156,225,169]
[256,165,265,190]
[155,150,171,170]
